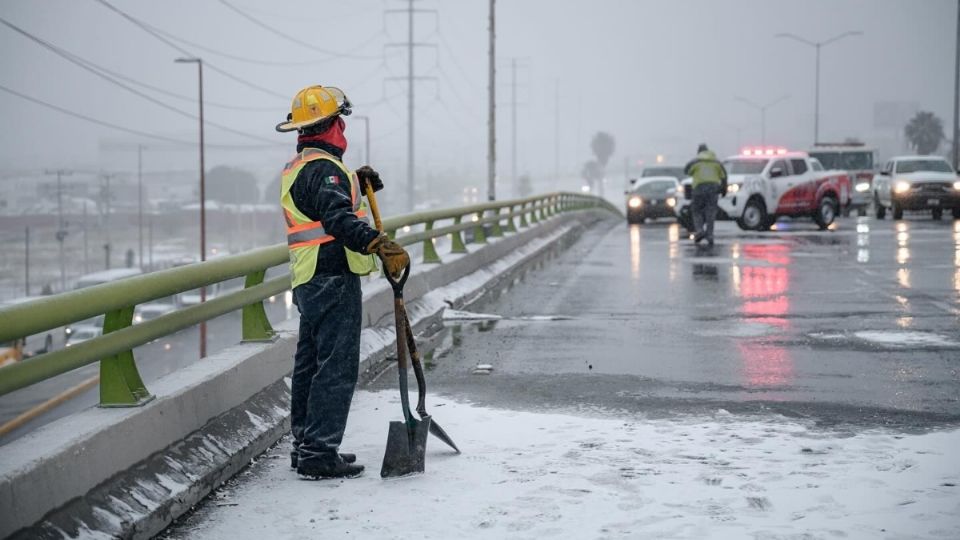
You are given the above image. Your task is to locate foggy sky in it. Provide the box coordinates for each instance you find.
[0,0,955,192]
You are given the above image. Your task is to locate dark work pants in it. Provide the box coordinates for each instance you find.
[691,183,721,241]
[291,273,362,468]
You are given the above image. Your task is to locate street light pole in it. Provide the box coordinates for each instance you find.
[354,115,371,164]
[137,144,144,269]
[775,31,862,144]
[176,57,207,359]
[487,0,496,201]
[24,227,30,297]
[735,95,790,146]
[954,0,960,171]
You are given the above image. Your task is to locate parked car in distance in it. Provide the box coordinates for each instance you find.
[640,166,685,180]
[872,156,960,220]
[625,177,680,224]
[65,324,101,347]
[133,302,177,324]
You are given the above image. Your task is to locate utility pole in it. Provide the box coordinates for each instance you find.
[45,169,72,292]
[82,201,88,273]
[24,227,29,296]
[176,56,207,358]
[384,1,437,212]
[511,58,517,197]
[554,79,560,183]
[100,172,120,270]
[407,0,415,211]
[954,0,960,170]
[138,144,144,269]
[487,0,496,201]
[775,31,862,144]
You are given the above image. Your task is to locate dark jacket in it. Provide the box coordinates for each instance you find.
[289,140,380,276]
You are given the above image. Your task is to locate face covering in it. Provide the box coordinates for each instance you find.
[297,117,347,153]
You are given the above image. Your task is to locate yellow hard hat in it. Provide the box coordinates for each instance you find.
[275,85,352,133]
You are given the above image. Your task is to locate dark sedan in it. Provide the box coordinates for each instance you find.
[625,177,680,224]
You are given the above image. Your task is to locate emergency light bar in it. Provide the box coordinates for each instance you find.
[741,147,788,157]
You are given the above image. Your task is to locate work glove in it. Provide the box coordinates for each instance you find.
[356,166,383,193]
[366,233,409,278]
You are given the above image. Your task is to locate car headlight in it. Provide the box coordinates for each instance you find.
[855,182,870,192]
[65,328,72,335]
[666,197,676,207]
[134,315,143,323]
[628,197,642,208]
[893,181,911,194]
[954,181,960,190]
[728,183,740,194]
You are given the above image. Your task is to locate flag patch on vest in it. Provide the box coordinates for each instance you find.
[324,175,340,186]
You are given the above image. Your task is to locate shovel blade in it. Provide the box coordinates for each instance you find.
[428,419,461,454]
[380,416,431,478]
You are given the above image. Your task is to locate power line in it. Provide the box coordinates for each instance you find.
[216,0,380,60]
[145,17,384,67]
[0,17,282,145]
[91,0,288,100]
[0,83,279,150]
[0,17,272,112]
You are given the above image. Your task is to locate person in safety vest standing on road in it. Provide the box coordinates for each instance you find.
[276,85,409,479]
[684,143,728,247]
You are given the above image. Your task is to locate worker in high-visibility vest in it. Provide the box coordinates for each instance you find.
[684,143,728,246]
[276,85,409,479]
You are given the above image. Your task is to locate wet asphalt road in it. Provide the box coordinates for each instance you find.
[377,215,960,432]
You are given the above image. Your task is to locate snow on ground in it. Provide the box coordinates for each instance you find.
[170,392,960,540]
[853,331,959,348]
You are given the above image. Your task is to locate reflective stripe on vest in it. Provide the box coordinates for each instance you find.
[281,149,363,247]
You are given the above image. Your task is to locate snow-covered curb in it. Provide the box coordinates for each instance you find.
[167,391,960,540]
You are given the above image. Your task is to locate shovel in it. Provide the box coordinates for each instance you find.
[380,264,432,478]
[364,187,460,479]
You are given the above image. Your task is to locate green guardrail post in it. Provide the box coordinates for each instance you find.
[529,201,540,224]
[537,199,546,221]
[242,270,276,342]
[450,216,467,253]
[473,211,487,244]
[422,220,442,263]
[99,306,154,407]
[505,205,518,233]
[490,208,504,237]
[518,203,529,228]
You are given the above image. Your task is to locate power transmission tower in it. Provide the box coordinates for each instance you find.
[385,0,438,212]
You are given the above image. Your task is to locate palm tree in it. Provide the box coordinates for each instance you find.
[591,132,616,167]
[904,111,945,155]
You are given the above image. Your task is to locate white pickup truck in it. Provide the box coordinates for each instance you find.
[718,148,852,230]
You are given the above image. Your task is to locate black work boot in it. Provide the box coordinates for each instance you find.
[291,451,357,469]
[297,460,365,480]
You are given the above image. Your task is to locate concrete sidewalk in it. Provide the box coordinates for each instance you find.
[161,390,960,540]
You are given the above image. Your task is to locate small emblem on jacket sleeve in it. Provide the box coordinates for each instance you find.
[324,175,341,186]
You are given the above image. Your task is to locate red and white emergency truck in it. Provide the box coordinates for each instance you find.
[719,147,852,231]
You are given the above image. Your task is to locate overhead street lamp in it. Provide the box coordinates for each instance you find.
[734,95,790,146]
[775,31,863,144]
[175,56,207,359]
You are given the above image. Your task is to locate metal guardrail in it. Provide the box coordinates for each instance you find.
[0,192,617,407]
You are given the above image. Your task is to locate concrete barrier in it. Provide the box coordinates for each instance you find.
[0,209,609,539]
